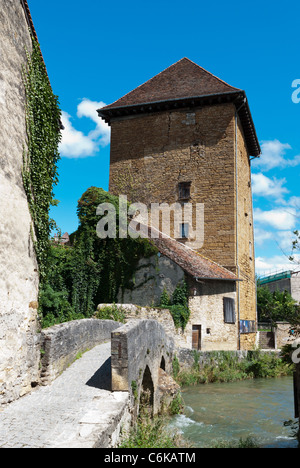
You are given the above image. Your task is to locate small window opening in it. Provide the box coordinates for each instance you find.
[180,223,189,239]
[179,182,191,200]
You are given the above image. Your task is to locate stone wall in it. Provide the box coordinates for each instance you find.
[109,102,257,350]
[187,279,238,351]
[275,322,295,349]
[98,296,241,352]
[0,0,40,405]
[291,273,300,303]
[236,118,257,350]
[109,104,237,268]
[111,319,176,415]
[40,319,122,386]
[117,254,185,306]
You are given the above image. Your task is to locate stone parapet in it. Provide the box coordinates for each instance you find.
[40,319,122,386]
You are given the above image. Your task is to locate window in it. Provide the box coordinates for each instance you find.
[223,297,236,324]
[178,182,191,200]
[180,223,189,239]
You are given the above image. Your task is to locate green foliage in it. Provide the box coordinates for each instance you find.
[40,187,158,327]
[94,304,126,323]
[160,288,171,307]
[168,392,184,416]
[119,414,184,448]
[22,37,61,281]
[174,350,293,387]
[160,281,190,330]
[257,285,299,325]
[212,436,260,449]
[172,355,180,379]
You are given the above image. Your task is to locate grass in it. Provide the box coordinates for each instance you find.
[211,436,260,448]
[119,413,188,448]
[174,350,293,387]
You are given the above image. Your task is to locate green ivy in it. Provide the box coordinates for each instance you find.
[41,187,159,327]
[160,281,190,330]
[22,37,62,281]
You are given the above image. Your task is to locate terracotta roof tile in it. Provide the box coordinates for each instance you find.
[98,58,261,157]
[133,221,238,281]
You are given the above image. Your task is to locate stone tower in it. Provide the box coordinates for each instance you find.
[98,58,261,349]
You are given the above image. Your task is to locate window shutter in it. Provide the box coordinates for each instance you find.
[223,298,236,324]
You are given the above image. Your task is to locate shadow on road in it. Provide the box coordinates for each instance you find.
[86,357,112,391]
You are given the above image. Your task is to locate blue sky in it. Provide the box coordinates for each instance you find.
[28,0,300,277]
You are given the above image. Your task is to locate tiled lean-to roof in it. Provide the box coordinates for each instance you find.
[98,58,261,157]
[152,236,239,282]
[133,221,239,282]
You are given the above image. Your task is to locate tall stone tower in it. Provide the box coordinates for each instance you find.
[98,58,261,349]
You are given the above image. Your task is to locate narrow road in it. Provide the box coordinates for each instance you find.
[0,341,129,448]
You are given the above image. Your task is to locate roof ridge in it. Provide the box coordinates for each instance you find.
[103,58,187,110]
[180,57,241,92]
[101,57,240,111]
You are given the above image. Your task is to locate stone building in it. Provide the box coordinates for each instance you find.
[259,270,300,304]
[98,58,261,350]
[0,0,41,404]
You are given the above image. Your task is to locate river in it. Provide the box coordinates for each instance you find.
[169,376,299,448]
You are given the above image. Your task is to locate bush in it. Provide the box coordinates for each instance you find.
[174,350,293,386]
[94,303,126,323]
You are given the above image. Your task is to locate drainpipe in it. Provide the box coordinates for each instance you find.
[235,110,241,351]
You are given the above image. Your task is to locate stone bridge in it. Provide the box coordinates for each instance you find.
[0,318,178,448]
[111,319,177,416]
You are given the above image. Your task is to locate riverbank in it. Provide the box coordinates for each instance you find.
[120,350,296,448]
[173,350,293,387]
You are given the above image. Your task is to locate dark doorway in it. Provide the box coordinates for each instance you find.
[160,356,166,371]
[192,325,201,350]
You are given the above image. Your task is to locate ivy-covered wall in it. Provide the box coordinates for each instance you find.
[40,187,159,328]
[0,1,41,404]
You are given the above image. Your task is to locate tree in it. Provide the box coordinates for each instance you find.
[257,285,299,326]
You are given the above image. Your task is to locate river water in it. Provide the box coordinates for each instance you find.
[169,376,299,448]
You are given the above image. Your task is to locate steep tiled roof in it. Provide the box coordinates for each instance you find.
[102,58,240,110]
[132,221,238,281]
[98,58,261,157]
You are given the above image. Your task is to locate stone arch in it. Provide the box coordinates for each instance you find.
[140,365,154,415]
[160,356,166,371]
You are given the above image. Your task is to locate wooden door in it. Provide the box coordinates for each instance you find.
[192,325,201,350]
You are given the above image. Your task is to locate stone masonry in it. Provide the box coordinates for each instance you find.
[99,59,259,350]
[0,0,40,405]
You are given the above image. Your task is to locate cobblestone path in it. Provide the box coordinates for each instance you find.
[0,341,129,448]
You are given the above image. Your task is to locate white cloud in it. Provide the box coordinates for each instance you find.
[255,255,299,277]
[254,227,273,246]
[77,99,110,147]
[253,139,300,171]
[59,99,110,158]
[254,207,297,230]
[252,173,289,201]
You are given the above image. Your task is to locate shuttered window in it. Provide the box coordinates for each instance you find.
[223,297,236,324]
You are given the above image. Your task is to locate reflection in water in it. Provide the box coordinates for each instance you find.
[169,377,298,448]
